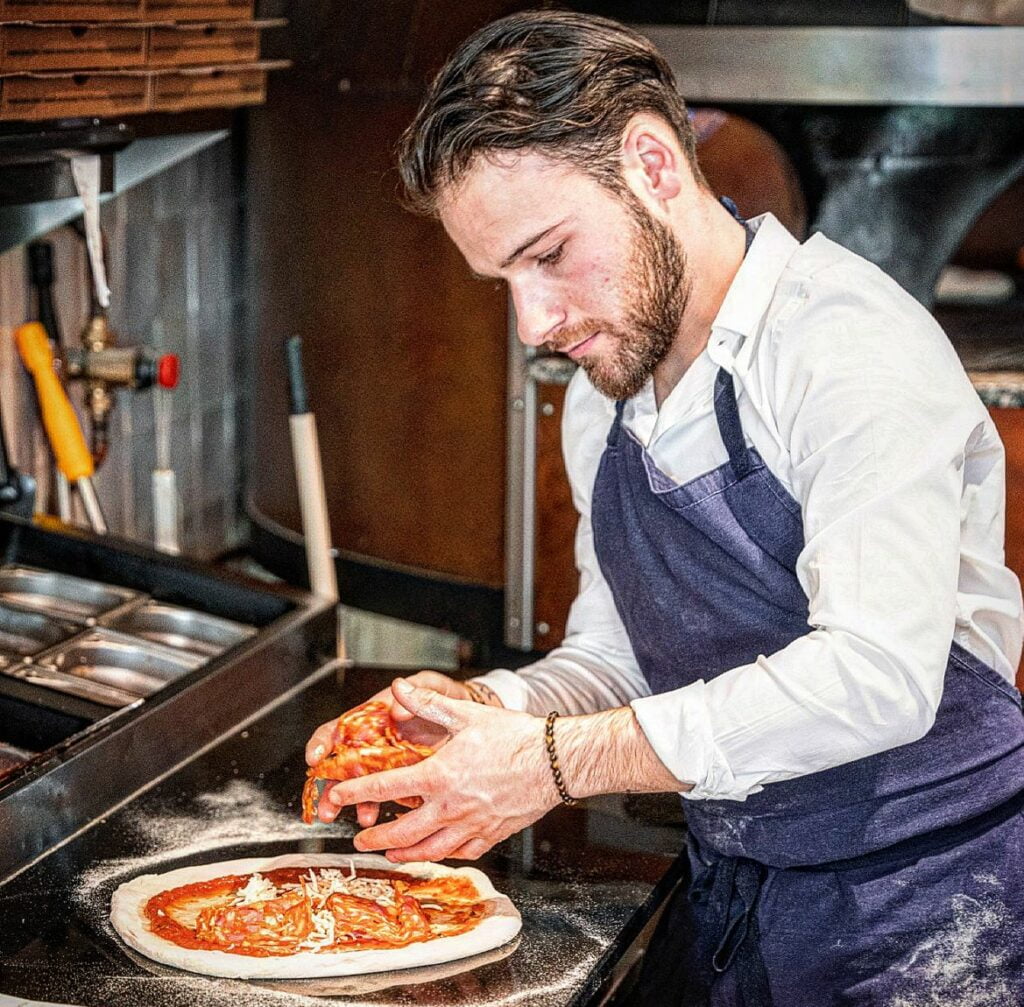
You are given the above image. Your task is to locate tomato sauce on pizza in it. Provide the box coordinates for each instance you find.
[301,701,434,824]
[144,865,486,957]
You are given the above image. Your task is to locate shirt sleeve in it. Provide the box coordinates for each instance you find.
[473,370,653,719]
[634,258,998,801]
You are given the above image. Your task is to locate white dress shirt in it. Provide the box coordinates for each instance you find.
[476,213,1024,803]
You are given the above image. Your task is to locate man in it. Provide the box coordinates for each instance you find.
[307,11,1024,1004]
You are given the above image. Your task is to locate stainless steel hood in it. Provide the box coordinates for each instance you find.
[638,26,1024,106]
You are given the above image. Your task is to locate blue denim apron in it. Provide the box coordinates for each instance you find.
[592,310,1024,1002]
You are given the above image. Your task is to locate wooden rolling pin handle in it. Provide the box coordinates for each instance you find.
[14,322,95,483]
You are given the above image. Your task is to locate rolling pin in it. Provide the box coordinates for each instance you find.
[286,335,338,601]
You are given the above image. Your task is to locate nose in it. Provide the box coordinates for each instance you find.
[509,279,565,348]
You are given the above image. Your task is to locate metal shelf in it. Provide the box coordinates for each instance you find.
[0,127,228,254]
[637,26,1024,106]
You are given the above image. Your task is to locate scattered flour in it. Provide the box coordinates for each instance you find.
[889,893,1015,1007]
[971,872,1003,890]
[90,974,329,1007]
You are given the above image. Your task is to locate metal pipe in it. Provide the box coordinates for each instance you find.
[75,477,107,536]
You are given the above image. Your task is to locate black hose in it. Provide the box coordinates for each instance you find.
[28,242,62,349]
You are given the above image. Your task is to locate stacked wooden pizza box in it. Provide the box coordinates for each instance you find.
[0,0,287,120]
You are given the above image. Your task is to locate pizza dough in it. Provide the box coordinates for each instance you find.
[110,853,522,979]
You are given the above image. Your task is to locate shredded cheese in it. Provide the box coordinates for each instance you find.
[232,872,279,906]
[300,867,397,908]
[217,868,402,952]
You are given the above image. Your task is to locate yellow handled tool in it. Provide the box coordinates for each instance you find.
[15,322,107,534]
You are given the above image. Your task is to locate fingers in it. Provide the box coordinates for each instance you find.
[366,673,457,722]
[385,826,464,863]
[449,837,491,860]
[305,719,338,766]
[319,764,425,821]
[349,797,492,863]
[390,679,469,734]
[356,801,380,828]
[353,806,437,854]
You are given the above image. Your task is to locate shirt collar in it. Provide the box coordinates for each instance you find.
[710,212,800,345]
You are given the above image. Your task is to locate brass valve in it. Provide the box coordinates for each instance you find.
[61,314,179,467]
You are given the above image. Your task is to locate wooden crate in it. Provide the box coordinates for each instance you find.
[149,63,263,111]
[0,0,145,20]
[0,69,148,119]
[147,22,258,67]
[0,24,147,72]
[143,0,253,21]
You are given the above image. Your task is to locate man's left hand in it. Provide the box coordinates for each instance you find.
[318,678,561,862]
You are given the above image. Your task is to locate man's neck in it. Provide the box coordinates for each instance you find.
[652,197,747,410]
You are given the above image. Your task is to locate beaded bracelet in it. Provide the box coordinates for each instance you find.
[544,711,578,806]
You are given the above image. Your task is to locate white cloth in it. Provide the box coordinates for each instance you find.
[477,213,1024,803]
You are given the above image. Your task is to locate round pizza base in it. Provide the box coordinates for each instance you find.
[110,852,522,979]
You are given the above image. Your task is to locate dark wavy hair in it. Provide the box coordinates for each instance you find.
[397,9,704,216]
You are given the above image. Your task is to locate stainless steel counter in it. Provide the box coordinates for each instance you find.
[0,666,686,1007]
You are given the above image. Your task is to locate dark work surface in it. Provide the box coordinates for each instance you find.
[0,666,687,1007]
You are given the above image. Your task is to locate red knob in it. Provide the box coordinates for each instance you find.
[157,354,180,389]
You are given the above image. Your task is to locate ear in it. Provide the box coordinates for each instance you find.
[622,116,684,208]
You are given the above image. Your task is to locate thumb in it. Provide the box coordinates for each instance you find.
[390,679,467,733]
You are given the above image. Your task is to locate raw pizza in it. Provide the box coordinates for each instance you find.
[110,853,521,979]
[302,700,434,824]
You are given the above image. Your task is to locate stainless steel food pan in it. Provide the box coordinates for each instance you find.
[103,601,256,658]
[0,567,139,623]
[0,603,78,661]
[6,664,142,709]
[34,628,204,700]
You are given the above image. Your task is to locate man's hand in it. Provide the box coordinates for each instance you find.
[304,671,505,832]
[317,678,560,863]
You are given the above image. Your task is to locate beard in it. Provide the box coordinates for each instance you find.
[547,199,689,401]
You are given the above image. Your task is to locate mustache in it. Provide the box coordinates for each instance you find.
[544,321,608,355]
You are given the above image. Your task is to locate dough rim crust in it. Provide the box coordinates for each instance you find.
[110,852,522,979]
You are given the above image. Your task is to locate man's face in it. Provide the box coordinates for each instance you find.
[440,151,688,400]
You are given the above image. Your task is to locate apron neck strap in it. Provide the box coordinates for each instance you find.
[714,369,755,478]
[607,399,627,445]
[720,195,756,252]
[712,195,756,476]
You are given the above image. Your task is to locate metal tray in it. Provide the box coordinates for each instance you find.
[0,567,139,624]
[103,601,256,658]
[0,603,78,662]
[6,664,142,710]
[34,629,204,702]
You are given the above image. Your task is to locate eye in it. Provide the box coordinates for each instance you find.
[537,243,564,268]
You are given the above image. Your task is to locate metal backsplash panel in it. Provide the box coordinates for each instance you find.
[0,137,248,560]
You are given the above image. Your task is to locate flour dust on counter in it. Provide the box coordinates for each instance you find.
[90,974,328,1007]
[456,875,656,1007]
